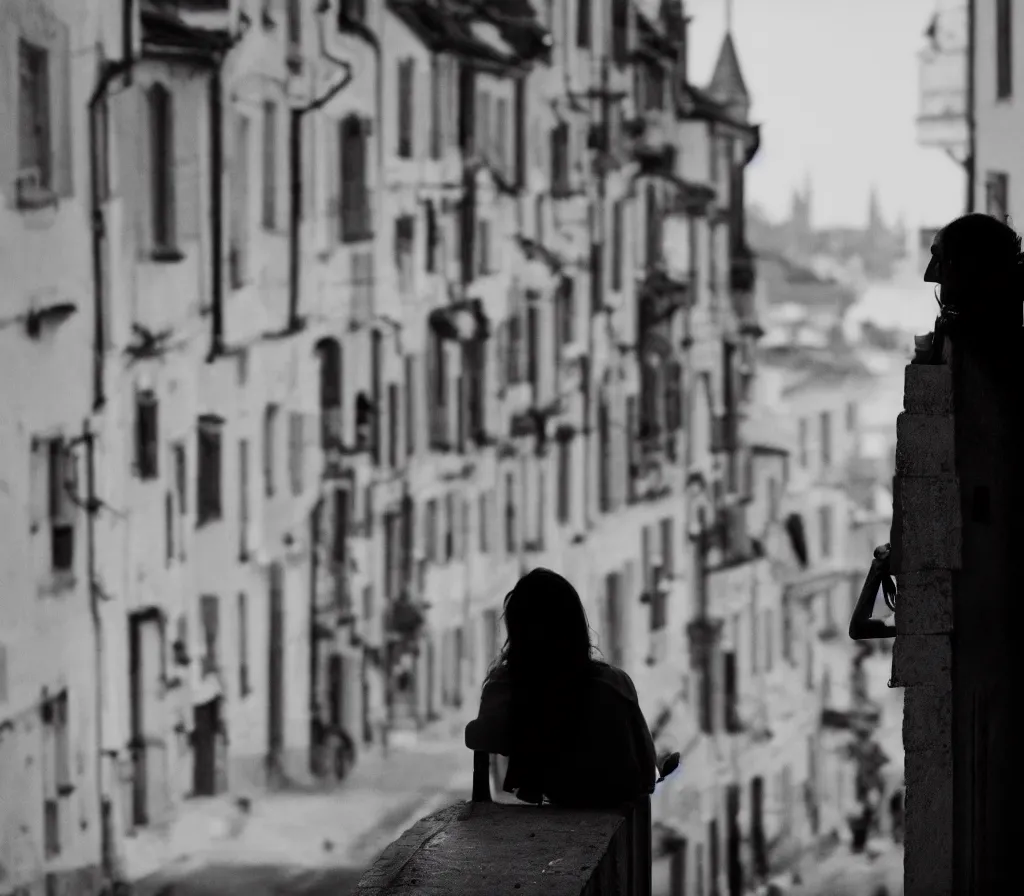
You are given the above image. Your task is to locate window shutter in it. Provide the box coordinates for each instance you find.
[176,87,201,241]
[0,17,16,205]
[29,437,48,534]
[52,18,73,197]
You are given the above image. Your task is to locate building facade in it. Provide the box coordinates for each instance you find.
[0,3,876,896]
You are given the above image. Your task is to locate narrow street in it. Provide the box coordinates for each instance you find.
[130,732,472,895]
[794,843,904,896]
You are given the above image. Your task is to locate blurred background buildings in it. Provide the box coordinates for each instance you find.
[0,1,984,895]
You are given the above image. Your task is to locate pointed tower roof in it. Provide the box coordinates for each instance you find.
[708,32,750,120]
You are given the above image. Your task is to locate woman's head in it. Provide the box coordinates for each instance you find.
[492,568,595,682]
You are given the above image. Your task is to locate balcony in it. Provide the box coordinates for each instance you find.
[357,771,652,895]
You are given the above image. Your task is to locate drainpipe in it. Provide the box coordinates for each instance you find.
[209,63,226,360]
[965,0,976,213]
[289,8,355,333]
[76,421,110,881]
[88,56,136,411]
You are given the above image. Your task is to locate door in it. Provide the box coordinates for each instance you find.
[751,776,767,878]
[128,611,166,826]
[670,837,688,896]
[328,653,343,730]
[726,784,743,896]
[192,698,220,796]
[708,819,720,896]
[267,562,285,774]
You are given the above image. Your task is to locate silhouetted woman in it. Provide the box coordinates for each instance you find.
[465,568,658,808]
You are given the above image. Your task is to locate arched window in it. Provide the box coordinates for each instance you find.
[316,337,343,449]
[147,83,176,250]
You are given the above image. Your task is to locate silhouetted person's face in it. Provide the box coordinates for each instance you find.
[923,231,943,284]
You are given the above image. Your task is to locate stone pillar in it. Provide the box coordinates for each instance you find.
[892,331,1024,893]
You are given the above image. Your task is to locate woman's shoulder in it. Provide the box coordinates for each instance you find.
[590,661,640,702]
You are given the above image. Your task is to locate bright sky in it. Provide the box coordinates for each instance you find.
[685,0,965,231]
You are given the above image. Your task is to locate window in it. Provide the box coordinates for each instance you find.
[504,471,517,555]
[444,492,455,561]
[404,354,418,457]
[997,0,1013,99]
[199,595,220,676]
[476,90,491,158]
[611,0,629,65]
[332,487,351,564]
[723,651,739,732]
[514,78,527,186]
[818,504,833,559]
[798,418,808,468]
[476,218,491,275]
[261,100,277,229]
[425,498,438,563]
[397,57,415,158]
[611,200,624,290]
[238,593,251,696]
[197,417,223,525]
[42,689,70,858]
[781,595,794,663]
[18,38,52,194]
[494,96,509,177]
[764,609,774,671]
[395,215,415,293]
[237,438,249,557]
[286,0,301,50]
[479,490,490,552]
[526,304,539,393]
[340,115,371,242]
[845,401,857,433]
[768,475,781,522]
[550,123,570,196]
[430,58,442,159]
[388,383,400,468]
[148,83,177,250]
[135,390,159,479]
[288,411,304,496]
[173,442,187,515]
[230,115,252,287]
[370,330,383,465]
[263,404,278,497]
[819,411,832,467]
[576,0,592,48]
[425,201,438,273]
[556,438,571,524]
[986,171,1009,220]
[660,517,675,578]
[33,437,77,573]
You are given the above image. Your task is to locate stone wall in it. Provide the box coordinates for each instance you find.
[891,355,957,896]
[892,330,1024,893]
[356,799,650,896]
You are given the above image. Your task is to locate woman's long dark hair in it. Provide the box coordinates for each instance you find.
[486,568,601,769]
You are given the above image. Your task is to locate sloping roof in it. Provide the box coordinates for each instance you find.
[708,32,750,105]
[386,0,537,69]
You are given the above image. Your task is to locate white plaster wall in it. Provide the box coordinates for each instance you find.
[974,0,1024,222]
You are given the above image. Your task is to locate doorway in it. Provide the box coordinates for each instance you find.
[128,610,165,825]
[751,776,767,879]
[192,697,222,797]
[267,562,285,781]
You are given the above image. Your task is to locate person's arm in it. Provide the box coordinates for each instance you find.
[613,668,659,793]
[464,675,513,754]
[849,544,898,641]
